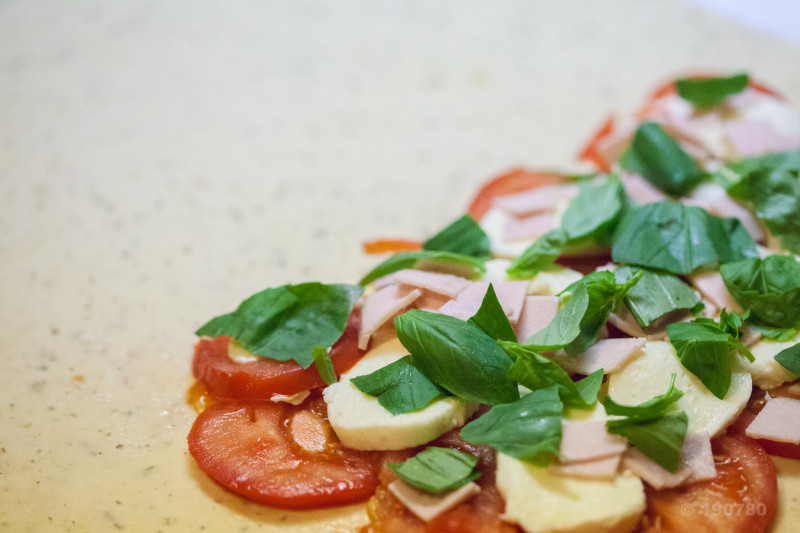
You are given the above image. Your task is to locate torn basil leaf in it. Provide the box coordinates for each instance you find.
[460,387,563,465]
[604,374,684,419]
[675,73,748,109]
[720,256,800,329]
[506,229,567,280]
[195,282,363,369]
[359,250,486,286]
[312,346,337,385]
[389,447,481,493]
[612,202,758,275]
[502,340,603,409]
[616,266,703,329]
[619,122,706,196]
[607,411,688,473]
[468,284,517,342]
[560,175,625,243]
[395,310,519,405]
[524,283,588,350]
[775,343,800,378]
[423,214,492,260]
[350,355,446,415]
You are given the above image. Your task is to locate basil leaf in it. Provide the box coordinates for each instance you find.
[751,322,798,342]
[616,266,703,329]
[502,341,602,409]
[195,282,363,369]
[619,122,706,196]
[775,343,800,378]
[604,374,684,419]
[560,175,625,242]
[506,229,567,280]
[607,411,688,473]
[350,355,446,415]
[468,284,517,342]
[675,73,749,109]
[716,149,800,189]
[721,256,800,328]
[312,346,337,385]
[728,167,800,254]
[612,202,758,275]
[524,284,588,350]
[395,310,519,405]
[359,250,486,286]
[423,214,491,260]
[389,447,481,493]
[460,387,563,465]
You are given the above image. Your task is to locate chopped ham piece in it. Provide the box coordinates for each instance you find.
[493,183,579,216]
[515,295,559,343]
[621,173,669,205]
[504,212,557,241]
[725,119,800,157]
[549,454,621,479]
[411,290,452,313]
[691,272,744,315]
[551,338,646,375]
[438,281,528,324]
[388,479,481,522]
[358,285,422,350]
[393,269,472,298]
[560,420,628,463]
[622,432,716,489]
[746,397,800,444]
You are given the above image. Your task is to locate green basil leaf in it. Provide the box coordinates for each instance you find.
[675,73,749,109]
[607,411,688,473]
[388,447,481,493]
[469,284,517,342]
[506,229,567,280]
[721,256,800,328]
[195,282,363,369]
[775,343,800,378]
[612,202,758,275]
[460,387,563,465]
[359,250,486,286]
[604,374,684,419]
[395,310,519,405]
[525,284,589,350]
[350,355,446,415]
[423,214,491,259]
[560,175,625,242]
[616,266,704,329]
[619,122,706,196]
[728,167,800,254]
[502,341,602,409]
[750,322,798,342]
[716,149,800,189]
[312,346,337,385]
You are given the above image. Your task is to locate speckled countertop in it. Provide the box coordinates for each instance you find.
[2,1,800,531]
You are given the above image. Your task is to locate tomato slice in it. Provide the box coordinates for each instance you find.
[577,115,615,172]
[363,239,423,254]
[636,433,777,533]
[188,394,382,509]
[466,168,566,222]
[192,312,363,400]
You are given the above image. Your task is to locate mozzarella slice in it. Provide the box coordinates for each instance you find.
[527,267,583,297]
[323,337,478,450]
[747,331,800,389]
[497,453,644,533]
[606,341,751,436]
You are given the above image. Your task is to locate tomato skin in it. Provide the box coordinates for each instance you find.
[188,395,382,509]
[466,168,566,222]
[636,433,777,533]
[192,312,363,400]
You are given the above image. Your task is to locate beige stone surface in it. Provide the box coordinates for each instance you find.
[1,1,799,531]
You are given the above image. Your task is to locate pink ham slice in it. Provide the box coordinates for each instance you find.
[358,285,422,350]
[438,281,528,324]
[515,295,559,343]
[622,432,715,489]
[691,272,744,315]
[393,269,472,298]
[551,337,646,375]
[388,480,481,522]
[504,212,557,241]
[560,420,628,463]
[621,173,669,205]
[412,290,452,313]
[707,194,764,243]
[725,119,800,157]
[746,397,800,444]
[549,454,621,479]
[493,183,579,216]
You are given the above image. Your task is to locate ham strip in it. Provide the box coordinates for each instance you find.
[560,420,628,463]
[691,272,744,315]
[504,212,557,241]
[388,480,481,522]
[493,183,578,216]
[621,173,668,205]
[551,337,646,375]
[549,454,621,479]
[515,295,559,343]
[725,119,800,157]
[746,397,800,444]
[393,269,472,298]
[438,281,528,324]
[622,432,715,489]
[358,285,422,350]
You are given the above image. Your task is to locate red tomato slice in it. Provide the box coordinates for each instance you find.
[577,115,615,172]
[188,395,382,509]
[636,433,777,533]
[466,168,566,222]
[363,239,423,254]
[192,312,363,400]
